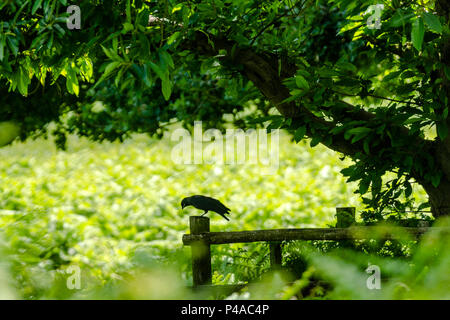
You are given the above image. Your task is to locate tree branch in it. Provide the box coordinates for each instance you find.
[181,31,433,159]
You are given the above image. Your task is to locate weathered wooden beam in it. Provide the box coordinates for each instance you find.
[182,226,448,245]
[189,216,212,286]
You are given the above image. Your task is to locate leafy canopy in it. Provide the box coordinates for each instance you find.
[1,0,450,217]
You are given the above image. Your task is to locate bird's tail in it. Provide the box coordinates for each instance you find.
[220,213,230,221]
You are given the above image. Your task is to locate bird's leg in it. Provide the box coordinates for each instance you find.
[201,210,208,216]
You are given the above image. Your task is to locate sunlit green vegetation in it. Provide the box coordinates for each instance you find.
[2,132,446,300]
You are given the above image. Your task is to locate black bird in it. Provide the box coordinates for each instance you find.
[181,195,231,221]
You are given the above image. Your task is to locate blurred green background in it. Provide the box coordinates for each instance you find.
[0,132,448,300]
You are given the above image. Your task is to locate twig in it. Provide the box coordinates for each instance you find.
[249,0,307,46]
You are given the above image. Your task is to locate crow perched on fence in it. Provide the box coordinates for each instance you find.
[181,195,231,221]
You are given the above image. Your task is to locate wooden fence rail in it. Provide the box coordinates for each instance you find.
[182,207,445,287]
[182,226,436,245]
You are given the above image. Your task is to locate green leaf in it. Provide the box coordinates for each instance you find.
[404,156,413,170]
[310,136,321,147]
[32,0,43,14]
[371,175,382,196]
[126,0,131,23]
[411,17,425,51]
[363,139,370,154]
[104,61,121,77]
[149,61,165,79]
[345,127,371,140]
[436,122,448,140]
[383,70,402,81]
[66,67,79,96]
[6,36,19,56]
[122,22,134,33]
[335,78,360,87]
[359,178,370,195]
[101,45,115,60]
[17,66,29,96]
[340,167,355,177]
[161,72,172,101]
[160,51,174,69]
[401,70,416,79]
[404,180,412,198]
[418,202,430,210]
[444,66,450,81]
[267,117,284,130]
[423,12,442,34]
[0,36,4,61]
[295,75,309,90]
[336,61,357,73]
[115,66,126,87]
[351,133,368,144]
[431,173,441,188]
[167,31,181,45]
[339,21,363,34]
[94,62,122,89]
[171,4,183,13]
[294,126,306,142]
[247,115,284,124]
[388,9,415,27]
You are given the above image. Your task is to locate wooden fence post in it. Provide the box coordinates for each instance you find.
[336,207,356,248]
[269,242,282,270]
[190,216,212,287]
[336,207,356,228]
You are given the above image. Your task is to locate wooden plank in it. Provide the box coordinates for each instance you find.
[182,226,448,245]
[189,216,212,286]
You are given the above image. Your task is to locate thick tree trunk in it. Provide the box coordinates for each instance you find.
[432,0,450,218]
[183,24,450,219]
[421,179,450,218]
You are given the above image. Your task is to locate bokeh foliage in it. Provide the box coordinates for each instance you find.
[1,132,442,299]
